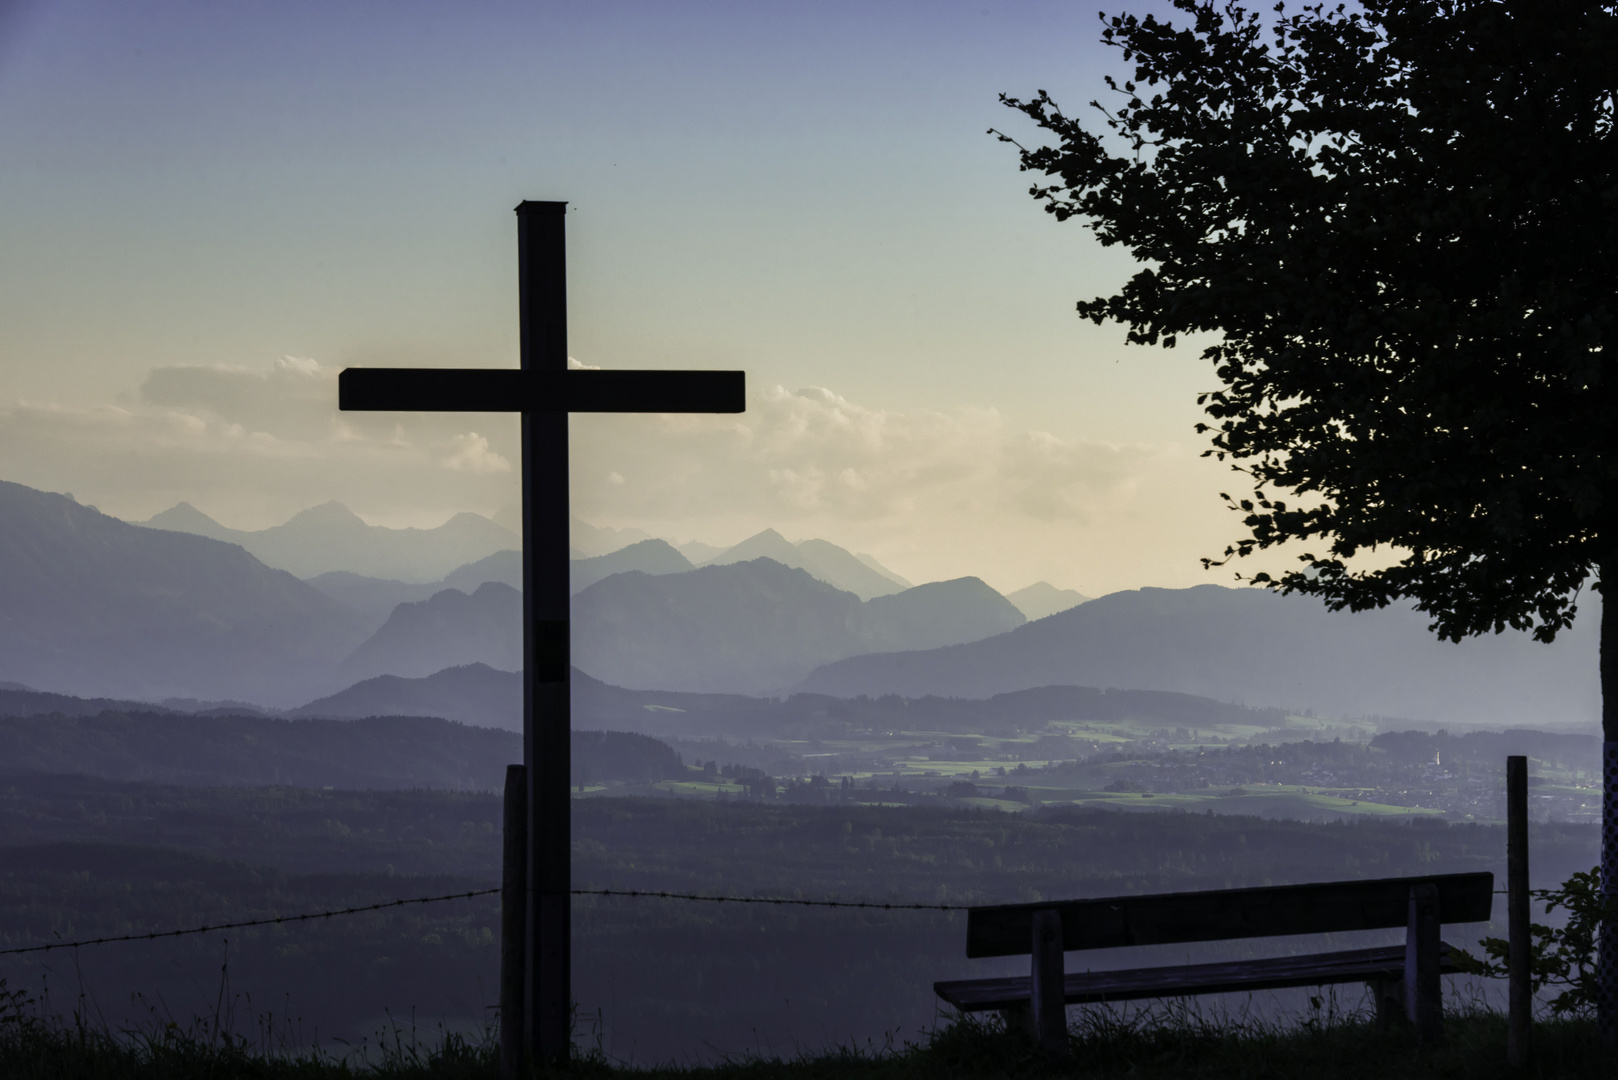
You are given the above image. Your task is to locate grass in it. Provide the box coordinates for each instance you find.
[3,977,1614,1080]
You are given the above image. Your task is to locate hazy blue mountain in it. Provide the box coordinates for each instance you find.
[443,549,521,593]
[702,529,906,600]
[1005,581,1091,621]
[293,663,522,731]
[303,572,443,633]
[676,540,726,564]
[796,539,911,597]
[855,552,912,589]
[306,549,523,635]
[338,583,522,685]
[571,558,1032,694]
[570,539,693,595]
[570,515,653,557]
[797,583,1601,730]
[0,481,365,706]
[137,501,517,582]
[141,500,237,542]
[700,528,806,567]
[573,559,863,694]
[860,577,1025,653]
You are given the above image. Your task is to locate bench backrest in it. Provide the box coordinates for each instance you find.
[965,871,1493,958]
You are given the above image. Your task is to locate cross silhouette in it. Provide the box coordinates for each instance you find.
[338,201,744,1067]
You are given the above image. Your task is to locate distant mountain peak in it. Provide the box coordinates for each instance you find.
[134,498,515,582]
[142,501,228,531]
[711,529,795,560]
[283,501,368,528]
[854,552,912,590]
[569,515,654,558]
[1006,581,1091,622]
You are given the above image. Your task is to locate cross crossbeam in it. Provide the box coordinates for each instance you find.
[337,200,744,1070]
[339,367,744,414]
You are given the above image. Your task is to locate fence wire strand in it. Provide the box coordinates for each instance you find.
[573,887,968,911]
[0,888,500,957]
[0,886,965,958]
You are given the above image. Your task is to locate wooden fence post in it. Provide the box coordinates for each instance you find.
[1406,883,1443,1044]
[1030,907,1068,1058]
[501,764,528,1080]
[1507,754,1531,1067]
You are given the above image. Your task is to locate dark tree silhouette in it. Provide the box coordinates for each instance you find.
[996,0,1618,1034]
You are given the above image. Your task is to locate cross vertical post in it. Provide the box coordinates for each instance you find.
[518,200,572,1062]
[336,201,744,1067]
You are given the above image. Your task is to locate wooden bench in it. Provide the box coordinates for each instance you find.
[934,871,1493,1053]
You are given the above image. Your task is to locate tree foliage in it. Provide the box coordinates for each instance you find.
[1458,867,1615,1016]
[997,0,1618,642]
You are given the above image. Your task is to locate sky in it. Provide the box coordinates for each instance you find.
[0,0,1244,597]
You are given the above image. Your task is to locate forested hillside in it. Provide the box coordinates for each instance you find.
[0,711,683,790]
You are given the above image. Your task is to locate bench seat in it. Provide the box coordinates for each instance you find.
[935,941,1462,1012]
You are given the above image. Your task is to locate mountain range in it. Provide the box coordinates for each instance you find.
[0,482,366,706]
[1004,581,1091,621]
[138,500,517,582]
[798,583,1601,730]
[569,515,654,558]
[291,663,523,731]
[570,539,693,595]
[2,482,1021,703]
[570,558,1026,694]
[337,583,523,685]
[308,550,522,635]
[698,529,911,600]
[6,477,1601,728]
[570,524,914,601]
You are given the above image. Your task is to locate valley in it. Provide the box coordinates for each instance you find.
[0,776,1600,1062]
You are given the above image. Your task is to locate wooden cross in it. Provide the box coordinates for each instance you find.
[337,201,744,1066]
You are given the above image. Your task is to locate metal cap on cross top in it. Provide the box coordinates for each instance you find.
[336,200,744,1070]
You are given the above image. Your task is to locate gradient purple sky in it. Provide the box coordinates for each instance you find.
[0,0,1240,595]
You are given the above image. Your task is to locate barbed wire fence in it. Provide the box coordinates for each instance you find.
[0,886,968,959]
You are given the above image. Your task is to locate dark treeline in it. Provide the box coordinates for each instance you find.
[0,714,678,791]
[572,730,686,785]
[1369,728,1597,769]
[575,672,1289,741]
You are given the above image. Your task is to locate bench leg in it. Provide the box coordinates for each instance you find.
[1370,978,1405,1031]
[1406,884,1443,1044]
[1031,908,1068,1057]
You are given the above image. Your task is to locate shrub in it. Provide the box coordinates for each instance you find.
[1456,867,1613,1016]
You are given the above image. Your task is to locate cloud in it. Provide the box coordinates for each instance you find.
[138,356,338,442]
[440,432,512,473]
[1,358,1209,591]
[570,384,1154,526]
[2,356,521,528]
